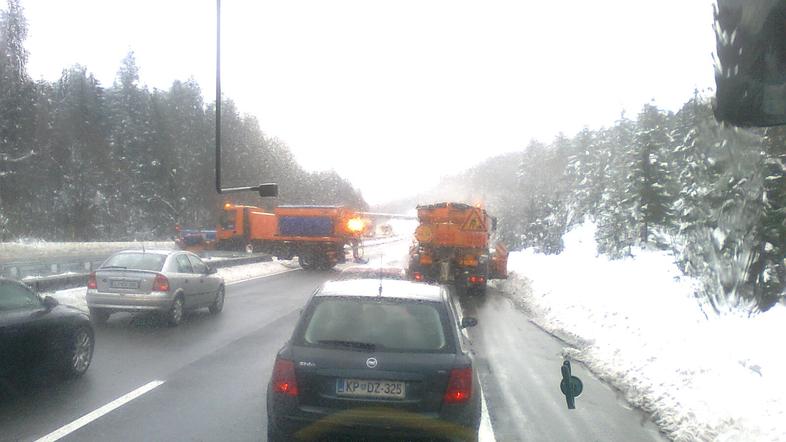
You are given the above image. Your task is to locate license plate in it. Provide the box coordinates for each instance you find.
[110,280,139,289]
[336,379,405,399]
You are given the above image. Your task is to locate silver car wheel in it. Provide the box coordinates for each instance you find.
[210,286,225,314]
[72,328,93,373]
[216,288,224,309]
[170,297,184,325]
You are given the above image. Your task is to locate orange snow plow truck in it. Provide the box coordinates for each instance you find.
[214,203,365,270]
[408,202,507,294]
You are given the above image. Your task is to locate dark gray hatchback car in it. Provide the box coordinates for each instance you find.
[267,279,480,441]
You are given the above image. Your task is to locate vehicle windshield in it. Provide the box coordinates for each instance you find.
[0,282,40,310]
[219,209,236,230]
[2,1,784,441]
[301,298,450,353]
[102,253,166,272]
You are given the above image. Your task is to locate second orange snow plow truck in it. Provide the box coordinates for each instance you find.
[216,204,365,270]
[408,202,508,294]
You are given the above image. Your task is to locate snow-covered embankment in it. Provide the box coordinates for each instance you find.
[494,223,786,441]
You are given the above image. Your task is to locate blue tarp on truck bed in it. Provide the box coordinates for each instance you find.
[278,216,334,237]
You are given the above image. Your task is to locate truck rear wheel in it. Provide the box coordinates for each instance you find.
[299,253,315,270]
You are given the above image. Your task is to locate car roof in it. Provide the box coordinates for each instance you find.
[317,278,444,302]
[113,249,177,256]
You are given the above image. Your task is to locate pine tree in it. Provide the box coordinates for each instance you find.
[628,103,676,245]
[49,66,111,240]
[595,113,638,257]
[748,126,786,309]
[0,0,36,237]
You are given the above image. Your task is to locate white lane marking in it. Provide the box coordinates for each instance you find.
[226,268,300,286]
[35,380,165,442]
[479,383,497,442]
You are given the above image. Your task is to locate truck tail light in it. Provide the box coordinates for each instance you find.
[87,272,97,289]
[272,358,299,396]
[443,367,473,404]
[468,275,485,285]
[413,272,424,282]
[153,274,170,292]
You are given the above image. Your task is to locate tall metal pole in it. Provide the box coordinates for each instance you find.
[213,0,278,197]
[215,0,222,194]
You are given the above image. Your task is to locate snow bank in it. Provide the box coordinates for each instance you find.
[0,241,174,262]
[494,223,786,441]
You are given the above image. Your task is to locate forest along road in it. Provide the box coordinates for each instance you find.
[0,240,664,442]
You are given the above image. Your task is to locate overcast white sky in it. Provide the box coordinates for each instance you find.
[22,0,716,205]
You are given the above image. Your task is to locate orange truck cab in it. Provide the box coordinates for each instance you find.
[408,202,507,294]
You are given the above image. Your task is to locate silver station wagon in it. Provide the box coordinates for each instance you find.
[86,250,225,326]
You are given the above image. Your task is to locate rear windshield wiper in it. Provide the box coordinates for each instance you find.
[317,340,377,351]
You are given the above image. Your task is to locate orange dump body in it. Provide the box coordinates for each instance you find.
[216,204,364,243]
[415,203,491,249]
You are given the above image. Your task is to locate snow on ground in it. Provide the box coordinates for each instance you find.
[493,223,786,441]
[1,240,174,263]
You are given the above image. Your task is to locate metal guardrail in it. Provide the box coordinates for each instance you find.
[17,235,405,293]
[1,255,108,280]
[23,254,273,293]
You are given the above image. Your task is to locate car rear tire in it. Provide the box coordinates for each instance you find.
[89,308,110,325]
[209,286,225,314]
[167,296,184,327]
[62,325,94,378]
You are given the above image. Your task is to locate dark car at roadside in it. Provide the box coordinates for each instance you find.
[267,279,480,441]
[0,278,94,382]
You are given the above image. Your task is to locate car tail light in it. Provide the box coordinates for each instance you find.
[87,272,97,289]
[443,367,472,404]
[413,272,424,282]
[468,275,485,285]
[153,274,170,292]
[272,358,299,396]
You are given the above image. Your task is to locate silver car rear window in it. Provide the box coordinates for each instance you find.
[302,298,449,352]
[103,253,166,271]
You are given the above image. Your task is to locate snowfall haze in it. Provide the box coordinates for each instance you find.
[22,0,716,204]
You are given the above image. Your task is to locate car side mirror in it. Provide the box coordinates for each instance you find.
[714,0,786,127]
[460,317,478,329]
[207,266,217,275]
[42,295,59,310]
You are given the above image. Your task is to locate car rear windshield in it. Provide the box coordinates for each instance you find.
[102,253,166,271]
[298,297,453,353]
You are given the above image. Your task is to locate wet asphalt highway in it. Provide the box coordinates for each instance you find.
[0,241,665,442]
